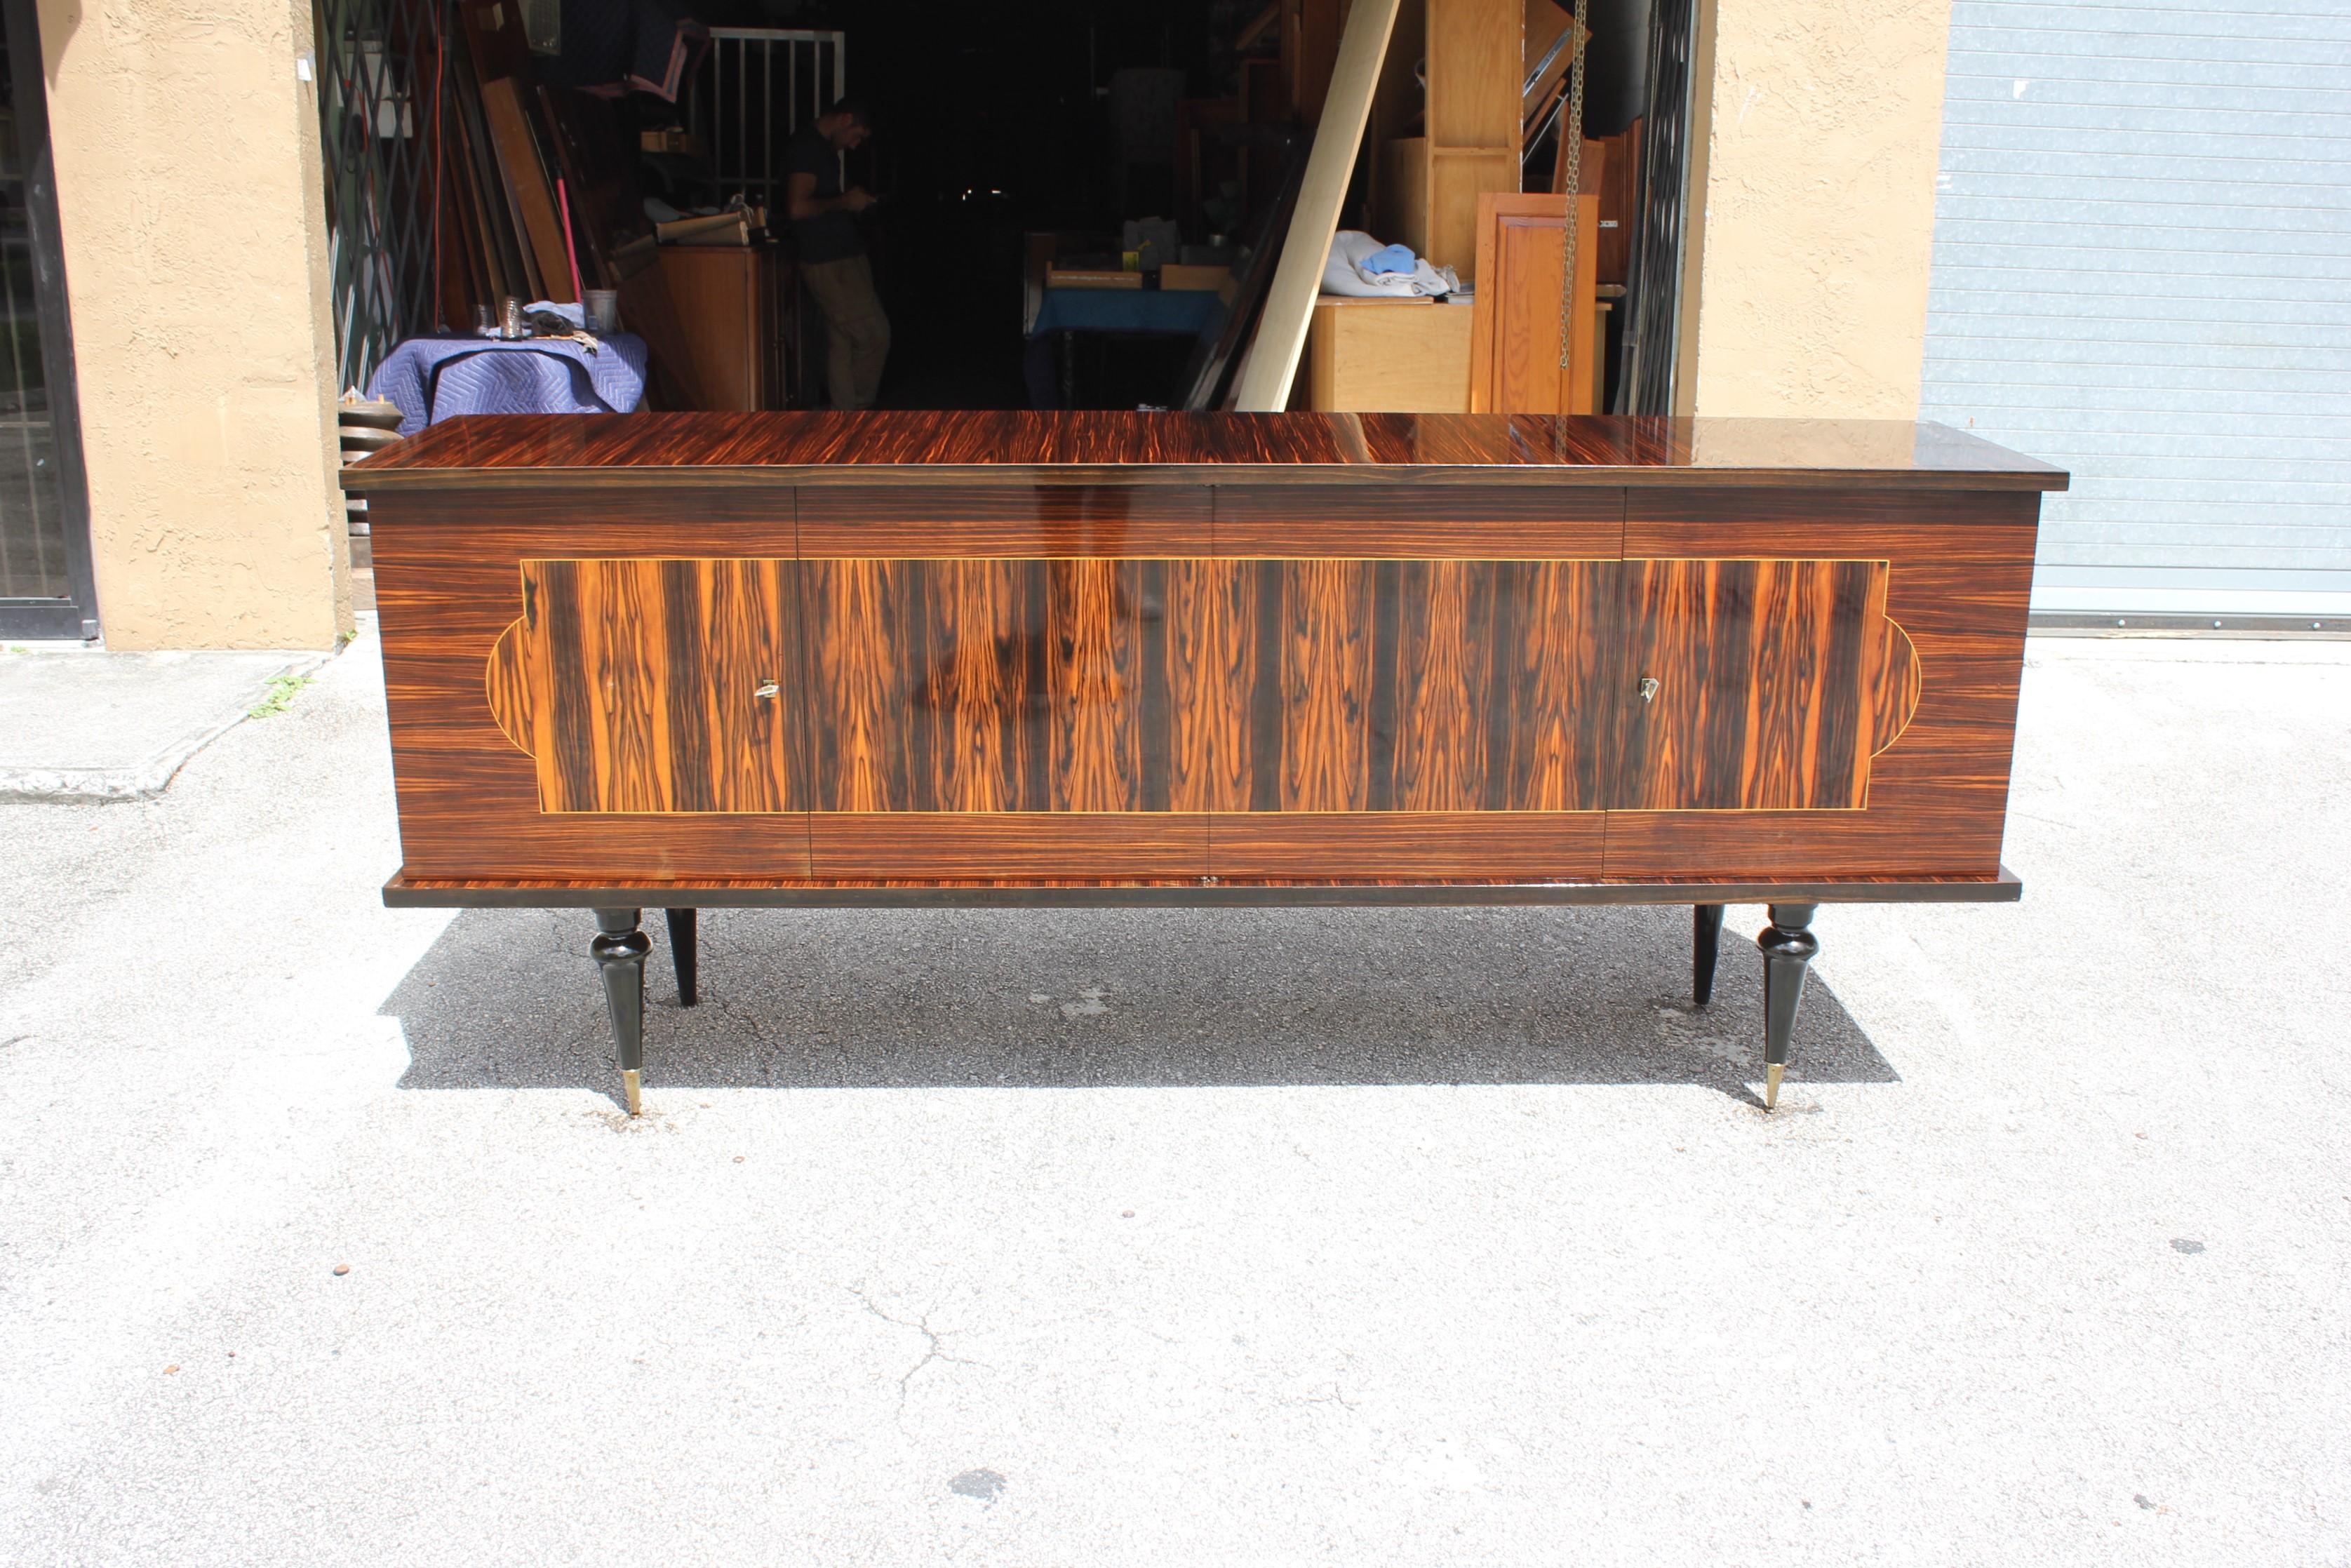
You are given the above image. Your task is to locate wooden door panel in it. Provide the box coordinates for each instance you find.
[1204,558,1618,813]
[798,556,1202,878]
[1609,558,1901,812]
[1200,556,1615,880]
[793,554,1619,819]
[500,556,808,814]
[1467,193,1599,414]
[799,557,1177,813]
[1606,489,2032,880]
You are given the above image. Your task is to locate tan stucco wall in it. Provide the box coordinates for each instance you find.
[1681,0,1953,420]
[38,0,347,650]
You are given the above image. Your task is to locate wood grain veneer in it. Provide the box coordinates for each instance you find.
[476,548,1915,857]
[371,494,812,879]
[1603,487,2036,881]
[1610,557,1891,812]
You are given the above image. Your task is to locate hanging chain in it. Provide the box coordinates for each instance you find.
[1557,0,1590,370]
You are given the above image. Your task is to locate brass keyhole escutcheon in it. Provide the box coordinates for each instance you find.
[753,680,781,700]
[1638,676,1661,703]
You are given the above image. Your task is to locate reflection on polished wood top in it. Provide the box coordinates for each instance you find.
[342,411,2069,493]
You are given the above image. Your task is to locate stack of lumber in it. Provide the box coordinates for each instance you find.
[425,1,719,407]
[435,1,580,316]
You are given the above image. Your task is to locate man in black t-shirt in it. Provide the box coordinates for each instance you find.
[786,99,889,410]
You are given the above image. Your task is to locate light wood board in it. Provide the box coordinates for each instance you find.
[1233,0,1406,411]
[478,75,577,304]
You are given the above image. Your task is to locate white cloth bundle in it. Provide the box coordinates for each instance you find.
[1319,230,1461,298]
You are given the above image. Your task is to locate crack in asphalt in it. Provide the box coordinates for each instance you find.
[849,1287,985,1430]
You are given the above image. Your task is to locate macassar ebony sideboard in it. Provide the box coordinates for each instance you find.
[343,411,2067,1114]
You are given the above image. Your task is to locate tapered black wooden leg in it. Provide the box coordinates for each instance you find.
[592,907,650,1115]
[664,907,699,1006]
[1757,904,1819,1110]
[1692,904,1725,1006]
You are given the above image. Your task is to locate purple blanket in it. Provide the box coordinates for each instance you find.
[368,334,650,436]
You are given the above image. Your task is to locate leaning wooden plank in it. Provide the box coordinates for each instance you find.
[478,75,577,303]
[449,56,517,302]
[452,43,533,300]
[1231,0,1405,411]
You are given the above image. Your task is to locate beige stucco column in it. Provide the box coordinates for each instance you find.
[1677,0,1955,420]
[38,0,347,650]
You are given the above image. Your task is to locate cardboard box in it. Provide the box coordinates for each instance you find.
[1159,263,1233,292]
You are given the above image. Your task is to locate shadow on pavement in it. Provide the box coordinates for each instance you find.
[382,903,1897,1106]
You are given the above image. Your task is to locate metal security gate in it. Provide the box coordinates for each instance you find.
[315,0,439,396]
[0,0,95,640]
[1922,0,2351,620]
[1619,0,1699,415]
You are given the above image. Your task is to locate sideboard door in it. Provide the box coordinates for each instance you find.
[795,484,1217,879]
[1607,558,1886,811]
[514,556,810,814]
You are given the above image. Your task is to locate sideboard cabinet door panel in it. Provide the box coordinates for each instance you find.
[1204,483,1620,880]
[518,556,809,815]
[799,556,1174,815]
[797,484,1214,878]
[1605,488,2038,881]
[1210,553,1614,880]
[371,490,813,880]
[1608,558,1884,812]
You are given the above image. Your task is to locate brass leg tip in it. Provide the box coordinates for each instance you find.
[623,1068,642,1117]
[1764,1062,1784,1111]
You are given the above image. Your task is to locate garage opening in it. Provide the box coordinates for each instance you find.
[316,0,1696,420]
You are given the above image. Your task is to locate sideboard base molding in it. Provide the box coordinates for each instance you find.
[384,870,2021,909]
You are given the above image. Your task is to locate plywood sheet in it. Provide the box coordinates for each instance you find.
[1427,0,1522,148]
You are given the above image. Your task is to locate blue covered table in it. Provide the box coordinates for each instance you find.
[368,333,650,436]
[1024,288,1224,409]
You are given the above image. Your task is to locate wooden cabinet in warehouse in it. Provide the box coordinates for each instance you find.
[619,248,793,413]
[1304,296,1476,411]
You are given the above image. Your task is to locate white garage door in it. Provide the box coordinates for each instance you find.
[1920,0,2351,619]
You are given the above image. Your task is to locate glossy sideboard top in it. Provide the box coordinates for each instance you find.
[341,411,2070,493]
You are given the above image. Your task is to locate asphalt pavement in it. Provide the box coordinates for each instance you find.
[0,629,2345,1566]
